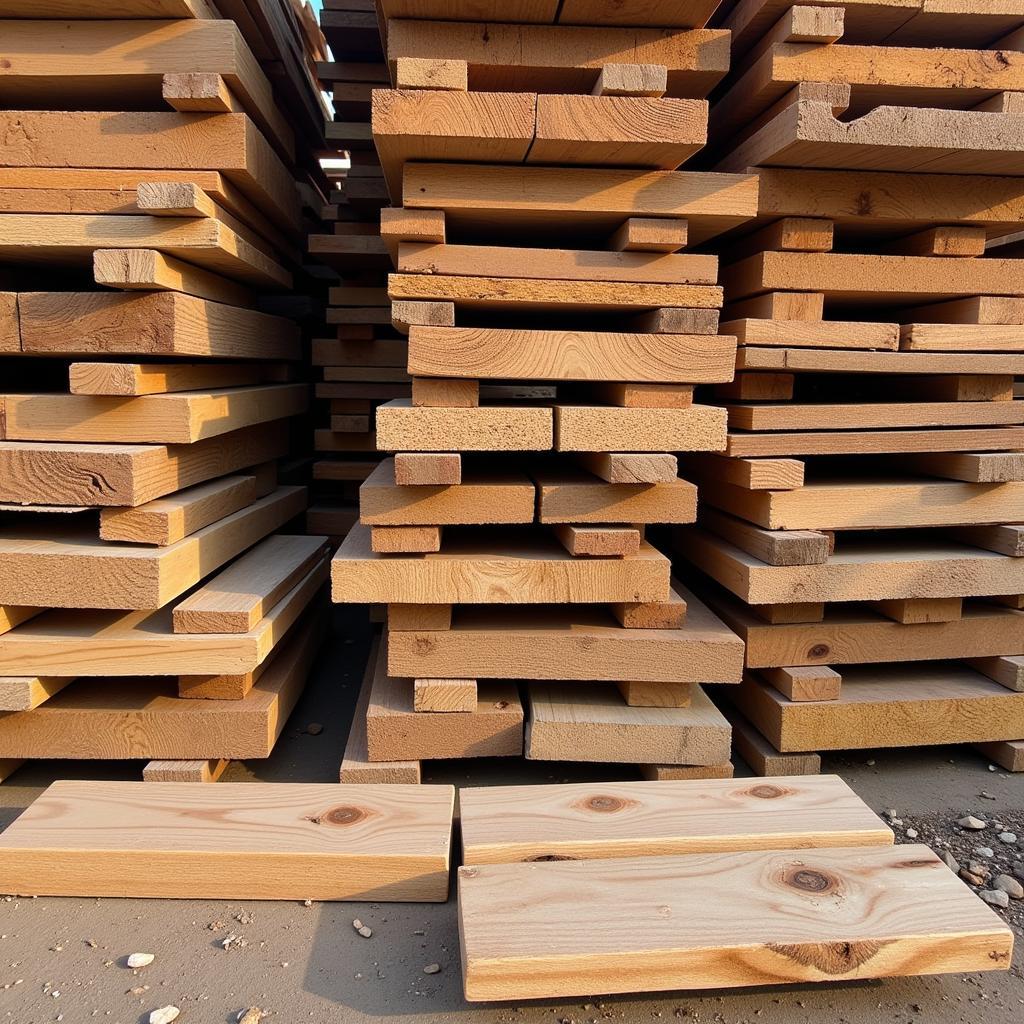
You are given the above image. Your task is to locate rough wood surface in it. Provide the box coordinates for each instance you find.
[376,400,553,452]
[143,759,229,783]
[553,404,726,452]
[414,678,478,713]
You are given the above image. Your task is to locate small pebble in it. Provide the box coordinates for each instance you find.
[906,828,918,839]
[960,868,986,886]
[306,723,323,736]
[993,875,1024,899]
[958,816,986,830]
[974,847,995,859]
[980,792,997,800]
[358,927,372,938]
[988,764,997,772]
[127,953,154,969]
[423,963,441,975]
[999,832,1017,844]
[149,1008,180,1024]
[940,851,960,872]
[237,1009,264,1024]
[866,759,876,766]
[979,889,1010,909]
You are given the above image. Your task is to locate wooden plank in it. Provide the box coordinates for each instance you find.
[554,525,640,557]
[964,656,1024,693]
[414,678,477,712]
[19,291,300,360]
[394,56,469,90]
[641,762,734,781]
[460,775,891,865]
[874,597,963,624]
[699,508,831,566]
[974,739,1024,772]
[173,535,329,633]
[372,525,443,553]
[393,453,462,485]
[761,667,842,702]
[376,400,553,452]
[611,586,687,629]
[458,845,1012,1001]
[0,606,41,636]
[576,453,677,484]
[610,217,687,252]
[950,524,1024,557]
[0,779,453,901]
[367,654,523,761]
[332,523,670,605]
[95,248,255,306]
[737,346,1024,376]
[0,486,306,610]
[361,460,535,526]
[526,683,731,765]
[1,384,307,444]
[617,680,692,706]
[593,64,668,97]
[733,665,1024,752]
[726,400,1024,431]
[0,676,73,712]
[554,404,726,452]
[902,323,1024,352]
[388,604,452,632]
[678,529,1024,606]
[407,326,735,383]
[386,587,742,683]
[69,361,263,396]
[726,708,821,777]
[0,422,288,507]
[685,453,804,490]
[726,426,1024,458]
[723,318,899,351]
[143,759,230,783]
[535,469,697,524]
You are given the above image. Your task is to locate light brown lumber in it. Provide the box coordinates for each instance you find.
[379,207,446,262]
[593,64,668,97]
[367,655,523,761]
[576,452,678,484]
[394,453,462,486]
[554,525,641,557]
[409,379,476,412]
[18,291,299,360]
[964,656,1024,693]
[726,709,821,777]
[460,774,889,865]
[406,326,735,383]
[754,603,825,624]
[341,637,422,784]
[414,678,477,712]
[699,507,831,566]
[0,212,290,288]
[392,299,456,334]
[0,292,18,352]
[974,739,1024,772]
[0,422,287,507]
[386,589,742,684]
[69,361,262,396]
[0,1,218,13]
[736,348,1024,376]
[0,779,453,902]
[617,680,692,707]
[529,95,707,168]
[535,468,697,525]
[372,89,535,199]
[723,318,899,350]
[398,241,716,284]
[402,164,758,246]
[0,110,298,230]
[901,295,1024,325]
[727,216,834,259]
[611,586,687,629]
[1,384,307,444]
[874,597,963,624]
[733,665,1024,752]
[553,404,726,452]
[361,460,535,525]
[99,474,258,545]
[0,606,41,636]
[761,666,841,703]
[610,217,687,252]
[375,400,553,452]
[641,762,734,781]
[630,307,719,333]
[885,225,987,258]
[949,524,1024,557]
[526,683,730,765]
[377,1,720,29]
[93,249,254,307]
[725,426,1024,458]
[903,375,1014,402]
[725,290,823,321]
[372,525,443,553]
[902,323,1024,352]
[698,478,1024,532]
[177,653,270,700]
[458,844,1012,1002]
[143,759,230,783]
[394,56,469,90]
[0,609,321,760]
[388,604,452,632]
[0,486,306,610]
[0,676,73,712]
[900,452,1024,483]
[162,71,239,112]
[725,400,1024,431]
[677,529,1024,606]
[685,453,804,490]
[173,535,328,633]
[332,523,670,606]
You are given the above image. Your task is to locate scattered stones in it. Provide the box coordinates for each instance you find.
[423,963,441,975]
[238,1009,265,1024]
[906,828,918,839]
[999,832,1017,844]
[221,934,247,951]
[958,816,986,830]
[127,954,155,969]
[980,792,997,800]
[353,920,373,938]
[149,1008,180,1024]
[960,867,987,887]
[306,723,323,736]
[993,874,1024,900]
[235,912,254,925]
[979,889,1010,909]
[973,847,994,859]
[940,851,960,872]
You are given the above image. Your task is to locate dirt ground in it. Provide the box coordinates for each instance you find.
[1,606,1022,1024]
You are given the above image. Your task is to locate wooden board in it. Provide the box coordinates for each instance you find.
[376,400,553,451]
[0,486,306,610]
[0,780,453,902]
[725,426,1024,458]
[526,683,731,765]
[386,586,744,683]
[733,665,1024,752]
[975,739,1024,772]
[460,774,891,865]
[69,361,263,396]
[554,404,726,452]
[535,469,697,525]
[333,523,670,605]
[142,759,230,783]
[173,535,328,633]
[458,846,1012,1001]
[0,676,73,712]
[735,346,1024,376]
[726,401,1024,431]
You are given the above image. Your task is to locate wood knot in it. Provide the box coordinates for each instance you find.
[781,866,840,895]
[306,805,369,827]
[808,644,830,658]
[524,853,578,862]
[461,867,479,878]
[575,794,631,814]
[745,784,791,800]
[768,939,887,975]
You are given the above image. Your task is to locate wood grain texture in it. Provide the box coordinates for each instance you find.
[536,468,697,525]
[0,779,453,901]
[376,400,553,452]
[69,361,262,396]
[458,846,1012,1000]
[460,775,891,864]
[554,404,726,452]
[0,676,73,712]
[414,678,477,713]
[142,759,230,783]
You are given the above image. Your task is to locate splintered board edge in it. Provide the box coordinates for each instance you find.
[0,780,454,901]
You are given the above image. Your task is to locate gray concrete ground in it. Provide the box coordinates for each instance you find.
[0,607,1021,1024]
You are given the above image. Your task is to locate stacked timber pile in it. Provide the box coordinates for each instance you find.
[305,1,395,546]
[0,0,328,783]
[675,0,1024,775]
[330,0,755,781]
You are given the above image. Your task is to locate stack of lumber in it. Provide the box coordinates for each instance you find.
[0,0,328,784]
[674,0,1024,776]
[330,0,756,781]
[305,1,395,546]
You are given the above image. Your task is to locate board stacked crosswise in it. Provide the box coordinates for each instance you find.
[329,0,759,780]
[675,0,1024,775]
[0,0,330,782]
